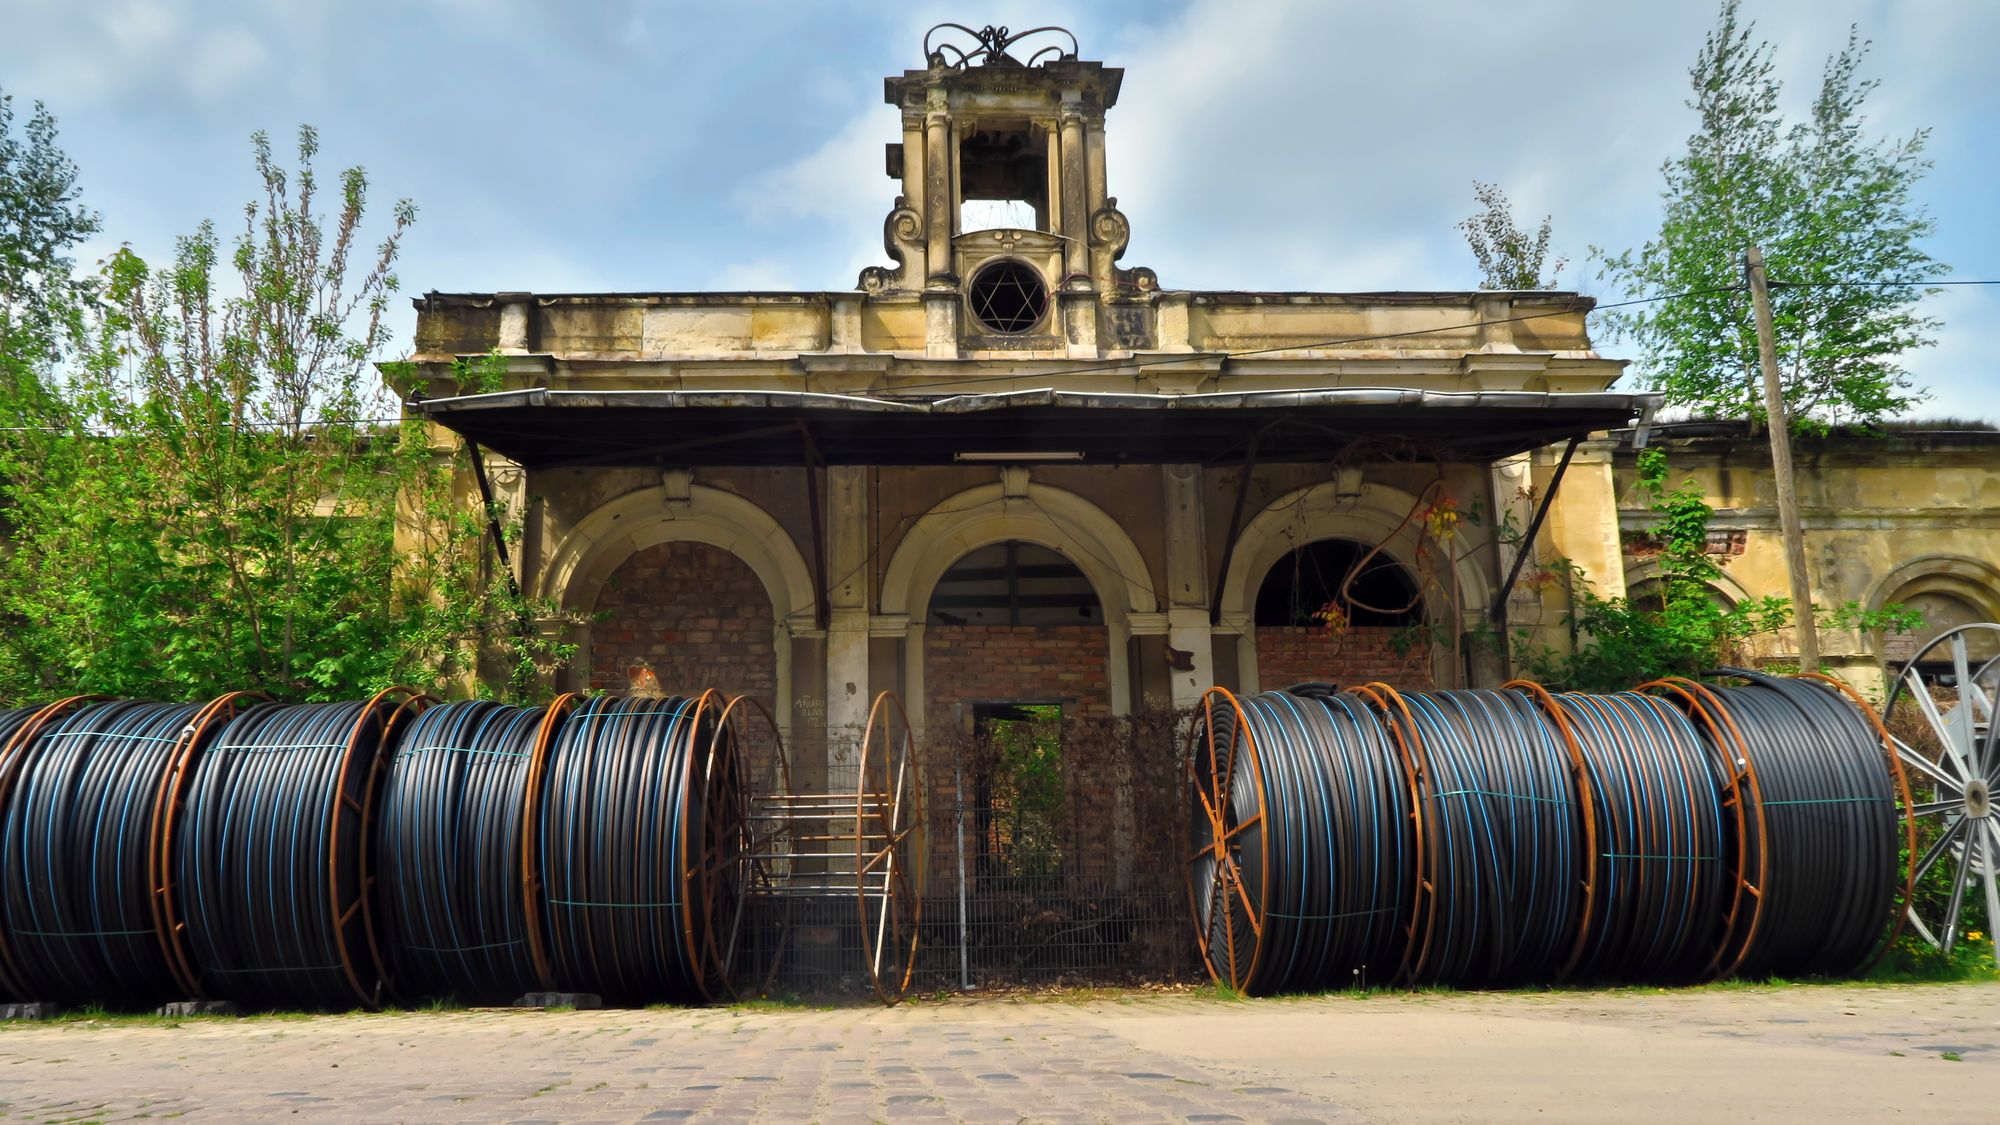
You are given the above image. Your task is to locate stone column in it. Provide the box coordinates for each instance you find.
[1162,464,1214,709]
[923,108,953,283]
[825,466,872,769]
[1057,105,1088,279]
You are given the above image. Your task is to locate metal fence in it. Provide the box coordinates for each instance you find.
[749,708,1202,997]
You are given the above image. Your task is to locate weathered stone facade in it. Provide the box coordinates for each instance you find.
[1578,424,2000,698]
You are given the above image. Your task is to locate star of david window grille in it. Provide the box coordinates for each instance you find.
[967,259,1049,334]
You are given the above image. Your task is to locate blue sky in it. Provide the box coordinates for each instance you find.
[4,0,1995,420]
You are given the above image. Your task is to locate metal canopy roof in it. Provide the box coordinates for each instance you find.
[411,386,1658,468]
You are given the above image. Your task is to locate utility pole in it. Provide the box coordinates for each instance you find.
[1746,246,1819,674]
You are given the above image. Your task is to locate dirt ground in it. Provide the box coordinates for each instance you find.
[0,981,1991,1122]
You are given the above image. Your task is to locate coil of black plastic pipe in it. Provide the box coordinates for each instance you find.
[1535,690,1727,981]
[0,700,211,1006]
[537,693,735,1004]
[1396,689,1582,984]
[1657,672,1901,978]
[377,698,570,1004]
[171,691,421,1008]
[1188,685,1419,995]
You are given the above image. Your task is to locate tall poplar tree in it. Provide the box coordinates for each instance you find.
[1598,0,1945,429]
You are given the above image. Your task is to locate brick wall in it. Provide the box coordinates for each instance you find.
[1256,625,1433,690]
[923,624,1112,724]
[590,541,776,706]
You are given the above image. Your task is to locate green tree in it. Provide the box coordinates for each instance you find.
[1456,180,1565,290]
[0,86,100,411]
[0,124,570,702]
[1597,0,1945,429]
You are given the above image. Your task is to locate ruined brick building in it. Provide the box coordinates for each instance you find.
[397,28,1646,760]
[389,26,2000,983]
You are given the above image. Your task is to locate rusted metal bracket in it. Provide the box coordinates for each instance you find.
[466,439,522,602]
[1489,435,1582,626]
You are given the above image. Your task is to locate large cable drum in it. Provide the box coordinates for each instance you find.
[536,693,743,1004]
[376,697,572,1004]
[1657,672,1907,978]
[1541,689,1729,980]
[167,691,422,1008]
[1188,686,1420,995]
[1395,688,1582,984]
[0,700,200,1005]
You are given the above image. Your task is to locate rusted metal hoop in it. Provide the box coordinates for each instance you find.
[699,692,789,1000]
[1796,671,1919,973]
[1643,676,1766,980]
[334,687,432,1008]
[1504,680,1601,979]
[148,690,269,1000]
[516,692,579,994]
[670,690,727,1002]
[1183,686,1273,994]
[1350,682,1431,986]
[855,691,923,1005]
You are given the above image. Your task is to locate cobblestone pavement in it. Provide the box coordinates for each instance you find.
[0,982,1992,1122]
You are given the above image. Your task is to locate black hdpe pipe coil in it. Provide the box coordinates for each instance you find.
[0,700,218,1006]
[537,692,741,1004]
[376,696,575,1004]
[171,690,425,1009]
[1656,672,1905,978]
[1395,689,1582,985]
[1535,690,1726,981]
[1187,685,1419,995]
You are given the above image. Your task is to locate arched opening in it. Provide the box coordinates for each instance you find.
[927,540,1103,626]
[1887,590,2000,671]
[1255,539,1421,628]
[589,541,777,708]
[922,540,1110,907]
[1253,538,1431,688]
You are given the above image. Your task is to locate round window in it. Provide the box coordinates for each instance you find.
[967,259,1049,334]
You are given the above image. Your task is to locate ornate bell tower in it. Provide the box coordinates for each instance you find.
[860,25,1153,356]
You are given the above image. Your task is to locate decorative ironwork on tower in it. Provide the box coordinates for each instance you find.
[860,24,1153,355]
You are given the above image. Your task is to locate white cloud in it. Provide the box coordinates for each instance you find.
[1902,285,1999,425]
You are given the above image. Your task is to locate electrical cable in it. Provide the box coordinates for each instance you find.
[1188,685,1419,995]
[1655,672,1901,978]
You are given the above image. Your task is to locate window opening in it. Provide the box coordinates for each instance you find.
[958,121,1050,232]
[1254,538,1422,628]
[929,541,1100,625]
[966,259,1049,335]
[970,702,1066,883]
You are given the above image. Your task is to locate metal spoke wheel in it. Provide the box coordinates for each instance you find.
[1883,622,2000,964]
[1185,687,1268,993]
[856,692,923,1005]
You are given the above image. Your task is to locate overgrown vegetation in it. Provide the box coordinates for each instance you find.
[0,99,571,703]
[1522,448,1920,690]
[1456,180,1566,290]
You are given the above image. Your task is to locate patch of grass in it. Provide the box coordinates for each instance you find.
[1866,932,1999,985]
[1940,1051,1963,1062]
[1187,981,1246,1002]
[727,992,832,1012]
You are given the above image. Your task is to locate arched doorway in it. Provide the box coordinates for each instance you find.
[1252,538,1431,688]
